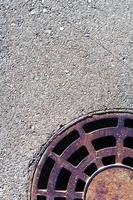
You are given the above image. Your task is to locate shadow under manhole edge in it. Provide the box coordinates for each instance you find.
[29,110,133,200]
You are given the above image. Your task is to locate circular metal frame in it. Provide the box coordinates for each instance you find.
[30,111,133,200]
[84,164,133,199]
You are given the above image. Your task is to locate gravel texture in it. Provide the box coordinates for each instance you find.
[0,0,133,200]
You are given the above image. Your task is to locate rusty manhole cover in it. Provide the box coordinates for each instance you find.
[30,112,133,200]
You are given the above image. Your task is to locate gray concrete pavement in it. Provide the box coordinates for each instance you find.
[0,0,133,199]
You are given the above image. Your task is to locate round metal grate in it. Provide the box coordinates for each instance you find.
[30,112,133,200]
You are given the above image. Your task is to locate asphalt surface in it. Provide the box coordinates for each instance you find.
[0,0,133,200]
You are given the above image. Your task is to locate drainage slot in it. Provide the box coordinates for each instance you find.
[53,130,79,155]
[123,157,133,167]
[38,157,55,189]
[74,199,82,200]
[54,198,66,200]
[67,146,89,166]
[91,136,116,151]
[75,179,85,192]
[124,137,133,149]
[124,119,133,128]
[37,196,46,200]
[55,168,71,190]
[84,163,97,176]
[102,155,115,165]
[83,118,118,133]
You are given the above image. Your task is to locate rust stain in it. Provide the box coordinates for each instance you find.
[86,167,133,200]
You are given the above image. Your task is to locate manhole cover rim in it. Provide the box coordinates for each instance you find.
[32,109,133,157]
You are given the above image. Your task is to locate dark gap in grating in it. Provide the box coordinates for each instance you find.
[55,168,71,190]
[37,196,46,200]
[91,136,116,151]
[67,146,89,166]
[54,198,66,200]
[83,118,118,133]
[74,199,83,200]
[102,155,115,165]
[122,157,133,167]
[124,119,133,128]
[84,163,97,176]
[124,137,133,149]
[38,157,55,189]
[53,130,79,155]
[75,179,86,192]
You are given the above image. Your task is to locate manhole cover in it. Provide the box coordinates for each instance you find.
[30,112,133,200]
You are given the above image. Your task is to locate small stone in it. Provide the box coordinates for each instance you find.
[43,8,48,13]
[11,23,16,26]
[30,9,36,15]
[45,29,51,34]
[85,32,90,37]
[122,57,127,61]
[60,27,64,31]
[0,188,3,197]
[64,70,69,74]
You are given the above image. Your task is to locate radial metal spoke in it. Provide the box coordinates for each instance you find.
[77,154,95,172]
[74,192,84,198]
[123,147,133,157]
[116,138,124,163]
[95,157,104,168]
[54,191,67,197]
[61,135,85,160]
[37,189,47,196]
[50,152,77,173]
[117,116,125,128]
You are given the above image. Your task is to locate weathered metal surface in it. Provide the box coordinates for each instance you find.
[30,112,133,200]
[85,167,133,200]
